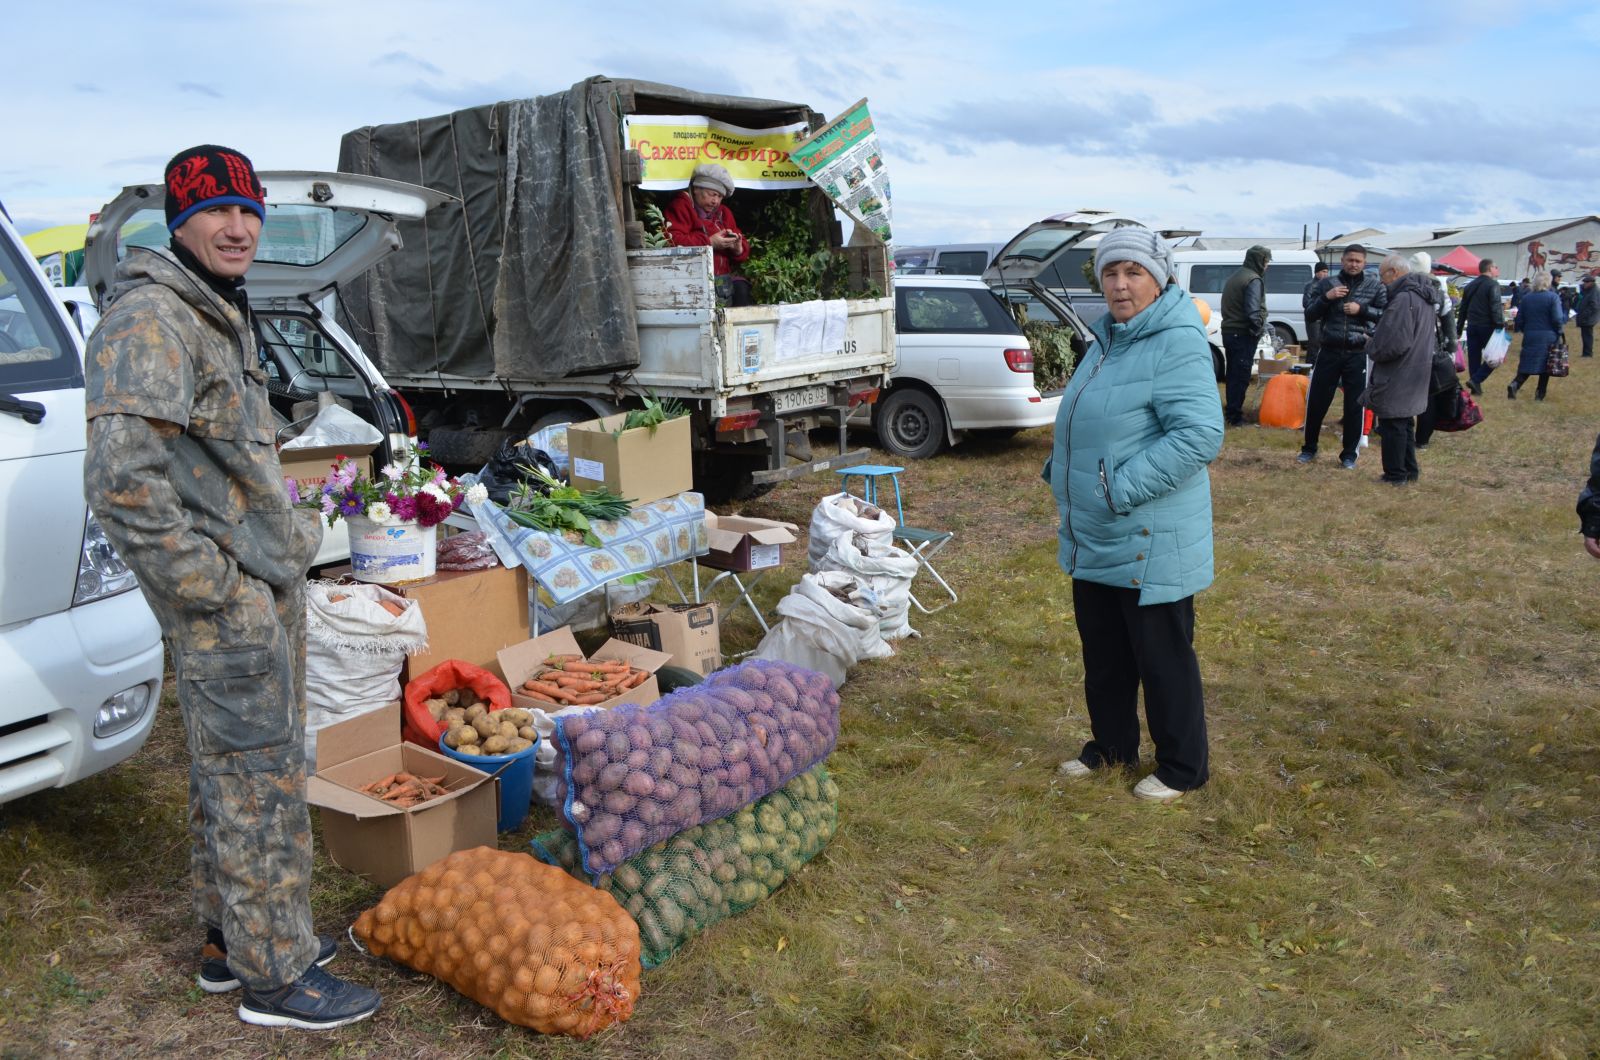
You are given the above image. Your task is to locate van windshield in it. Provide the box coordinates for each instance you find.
[0,231,80,395]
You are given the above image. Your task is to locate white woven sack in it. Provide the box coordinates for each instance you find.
[808,492,895,569]
[754,571,890,688]
[817,532,919,641]
[303,581,429,761]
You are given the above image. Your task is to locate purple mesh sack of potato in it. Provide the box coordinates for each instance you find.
[553,660,840,877]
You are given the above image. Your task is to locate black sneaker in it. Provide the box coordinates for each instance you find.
[238,963,380,1030]
[200,934,337,994]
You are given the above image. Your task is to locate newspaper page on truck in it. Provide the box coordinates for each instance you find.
[789,98,891,249]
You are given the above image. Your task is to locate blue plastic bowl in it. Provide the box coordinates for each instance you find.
[437,730,539,833]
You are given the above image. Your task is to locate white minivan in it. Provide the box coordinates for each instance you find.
[0,205,163,804]
[1172,248,1321,349]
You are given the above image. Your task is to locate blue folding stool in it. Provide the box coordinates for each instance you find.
[833,464,957,613]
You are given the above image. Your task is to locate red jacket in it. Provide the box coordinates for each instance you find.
[663,192,749,276]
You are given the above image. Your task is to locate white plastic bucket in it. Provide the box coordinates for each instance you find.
[347,516,437,584]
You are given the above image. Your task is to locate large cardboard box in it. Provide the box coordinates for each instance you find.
[278,443,377,502]
[701,512,799,572]
[566,413,693,504]
[305,702,500,888]
[389,565,531,682]
[497,628,672,714]
[611,601,722,676]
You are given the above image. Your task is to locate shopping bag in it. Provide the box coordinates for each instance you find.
[1482,329,1511,368]
[1453,341,1466,374]
[1546,338,1570,378]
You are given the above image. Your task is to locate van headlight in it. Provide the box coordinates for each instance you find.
[74,512,140,605]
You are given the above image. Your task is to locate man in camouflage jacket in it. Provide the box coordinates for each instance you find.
[82,145,380,1031]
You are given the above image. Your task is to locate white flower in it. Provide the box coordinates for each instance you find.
[465,483,489,508]
[365,501,395,525]
[422,483,452,504]
[381,461,406,482]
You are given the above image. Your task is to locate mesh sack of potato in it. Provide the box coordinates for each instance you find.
[533,764,838,967]
[402,660,513,750]
[553,659,840,877]
[352,846,641,1038]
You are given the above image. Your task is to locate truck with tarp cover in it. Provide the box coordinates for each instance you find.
[335,76,895,499]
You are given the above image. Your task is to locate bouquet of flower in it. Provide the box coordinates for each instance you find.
[291,443,487,529]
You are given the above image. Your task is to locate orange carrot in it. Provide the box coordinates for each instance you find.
[568,692,607,705]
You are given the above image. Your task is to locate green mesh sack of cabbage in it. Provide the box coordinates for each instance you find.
[532,764,838,967]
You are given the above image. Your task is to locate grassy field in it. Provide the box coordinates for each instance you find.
[4,328,1599,1058]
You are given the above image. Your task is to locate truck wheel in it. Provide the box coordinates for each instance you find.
[426,425,509,469]
[874,388,946,459]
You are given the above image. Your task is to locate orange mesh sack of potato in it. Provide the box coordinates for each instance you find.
[352,846,641,1038]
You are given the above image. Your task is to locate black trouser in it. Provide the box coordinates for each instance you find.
[1376,416,1419,482]
[1510,372,1550,399]
[1305,320,1322,366]
[1302,346,1366,461]
[1071,579,1208,791]
[1222,331,1256,424]
[1581,324,1593,358]
[1466,324,1497,385]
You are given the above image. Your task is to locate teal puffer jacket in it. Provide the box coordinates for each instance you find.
[1044,283,1224,604]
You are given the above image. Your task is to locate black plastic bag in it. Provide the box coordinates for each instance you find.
[477,439,563,505]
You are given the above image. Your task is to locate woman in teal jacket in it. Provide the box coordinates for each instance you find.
[1048,226,1224,802]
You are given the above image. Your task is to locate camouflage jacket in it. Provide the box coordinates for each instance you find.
[83,247,321,618]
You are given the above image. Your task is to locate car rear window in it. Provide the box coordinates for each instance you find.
[934,251,989,275]
[896,285,1019,335]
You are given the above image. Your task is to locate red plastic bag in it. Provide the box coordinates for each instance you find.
[402,659,512,749]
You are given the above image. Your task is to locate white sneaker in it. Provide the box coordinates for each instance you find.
[1056,759,1093,780]
[1133,774,1185,802]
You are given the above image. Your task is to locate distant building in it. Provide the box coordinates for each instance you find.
[1386,216,1600,283]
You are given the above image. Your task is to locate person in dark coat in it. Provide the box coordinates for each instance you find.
[1509,272,1565,401]
[1409,254,1460,450]
[1576,432,1600,560]
[1299,244,1387,469]
[1456,258,1505,394]
[1364,255,1437,484]
[1302,261,1329,365]
[1220,244,1271,426]
[1576,274,1598,358]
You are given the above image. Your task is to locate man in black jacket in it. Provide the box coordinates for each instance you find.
[1297,244,1387,469]
[1577,274,1598,358]
[1302,261,1330,365]
[1456,258,1505,394]
[1220,244,1272,426]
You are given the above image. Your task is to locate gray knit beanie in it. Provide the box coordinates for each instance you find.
[690,162,734,198]
[1094,225,1175,285]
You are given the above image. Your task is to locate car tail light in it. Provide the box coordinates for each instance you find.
[391,389,419,437]
[848,387,879,408]
[1003,348,1034,373]
[717,410,762,432]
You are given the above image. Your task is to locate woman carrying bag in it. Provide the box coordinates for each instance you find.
[1508,272,1566,401]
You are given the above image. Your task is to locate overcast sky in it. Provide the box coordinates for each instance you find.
[7,0,1596,247]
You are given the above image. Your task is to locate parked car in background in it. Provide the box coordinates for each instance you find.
[0,203,163,806]
[893,243,1002,277]
[1172,248,1319,349]
[855,275,1071,458]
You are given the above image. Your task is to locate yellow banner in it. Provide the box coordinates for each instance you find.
[625,114,813,190]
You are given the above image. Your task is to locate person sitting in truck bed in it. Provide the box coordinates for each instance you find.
[664,162,752,306]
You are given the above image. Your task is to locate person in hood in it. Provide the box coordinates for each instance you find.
[81,146,381,1032]
[1299,244,1388,469]
[1046,225,1223,804]
[1220,244,1272,426]
[663,162,752,305]
[1364,255,1438,484]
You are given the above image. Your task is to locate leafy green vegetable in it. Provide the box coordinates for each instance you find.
[505,466,632,547]
[618,392,687,435]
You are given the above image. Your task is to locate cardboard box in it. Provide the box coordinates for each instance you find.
[701,512,799,572]
[611,601,722,675]
[387,565,531,682]
[278,443,377,501]
[305,701,500,888]
[1257,356,1290,378]
[497,627,672,713]
[566,413,693,504]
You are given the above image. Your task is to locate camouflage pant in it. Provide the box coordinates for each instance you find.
[164,573,317,992]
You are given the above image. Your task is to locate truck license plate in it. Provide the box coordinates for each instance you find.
[773,385,828,414]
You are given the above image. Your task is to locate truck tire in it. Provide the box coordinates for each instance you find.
[425,425,510,469]
[874,387,946,460]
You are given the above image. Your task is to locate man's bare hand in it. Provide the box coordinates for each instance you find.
[1327,285,1349,300]
[1343,302,1361,316]
[1584,536,1600,560]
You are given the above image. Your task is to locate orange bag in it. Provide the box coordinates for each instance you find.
[403,659,511,749]
[354,847,641,1038]
[1257,372,1310,429]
